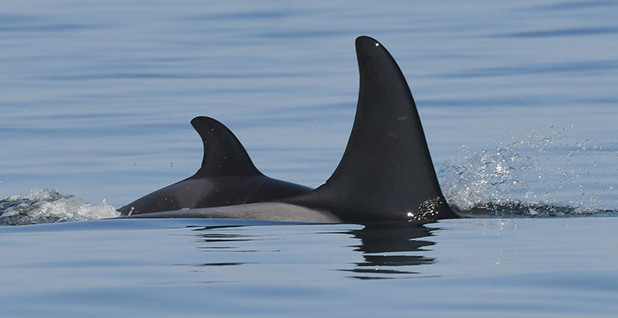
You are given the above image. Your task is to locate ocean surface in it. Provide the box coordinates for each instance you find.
[1,1,617,317]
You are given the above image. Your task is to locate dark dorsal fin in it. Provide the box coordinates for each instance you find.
[190,116,262,177]
[288,36,457,222]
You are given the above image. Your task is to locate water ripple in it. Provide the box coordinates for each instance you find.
[0,13,99,33]
[445,60,618,78]
[494,26,618,38]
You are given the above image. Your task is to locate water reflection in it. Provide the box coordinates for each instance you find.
[191,225,259,253]
[188,222,437,280]
[344,222,435,279]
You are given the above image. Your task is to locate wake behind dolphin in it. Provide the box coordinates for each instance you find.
[121,36,460,222]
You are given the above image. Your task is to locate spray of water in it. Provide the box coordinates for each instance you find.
[439,125,617,217]
[0,189,119,225]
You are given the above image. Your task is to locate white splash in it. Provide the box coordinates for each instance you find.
[0,189,120,225]
[438,125,617,217]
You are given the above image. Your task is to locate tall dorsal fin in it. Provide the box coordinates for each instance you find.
[190,116,262,177]
[288,36,457,222]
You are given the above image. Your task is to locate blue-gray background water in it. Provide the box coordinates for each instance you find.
[1,1,617,317]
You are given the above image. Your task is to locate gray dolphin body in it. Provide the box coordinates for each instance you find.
[122,36,459,222]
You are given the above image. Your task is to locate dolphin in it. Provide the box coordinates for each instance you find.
[123,35,460,222]
[118,116,312,215]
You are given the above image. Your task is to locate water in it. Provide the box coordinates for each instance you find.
[1,0,618,316]
[1,218,617,317]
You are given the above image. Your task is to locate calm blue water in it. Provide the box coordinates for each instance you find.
[1,218,617,317]
[1,1,617,316]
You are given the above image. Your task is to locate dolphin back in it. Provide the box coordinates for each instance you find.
[285,36,458,222]
[121,36,458,223]
[118,117,311,215]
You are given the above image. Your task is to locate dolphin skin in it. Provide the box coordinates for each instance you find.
[121,36,460,222]
[118,116,312,215]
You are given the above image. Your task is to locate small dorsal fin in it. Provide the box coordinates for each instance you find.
[288,36,457,222]
[190,116,262,177]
